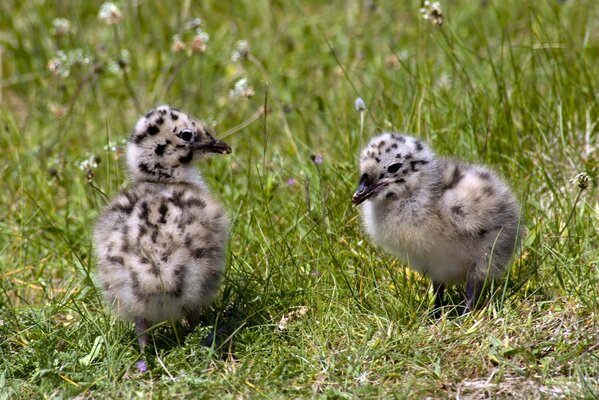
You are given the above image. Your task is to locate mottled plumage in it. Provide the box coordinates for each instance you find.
[353,133,524,315]
[94,105,231,349]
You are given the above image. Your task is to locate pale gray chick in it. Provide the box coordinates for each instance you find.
[94,105,231,350]
[352,133,524,316]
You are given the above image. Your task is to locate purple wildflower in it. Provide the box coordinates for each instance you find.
[136,360,148,373]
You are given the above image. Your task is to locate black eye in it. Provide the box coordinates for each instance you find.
[179,129,193,142]
[387,163,402,173]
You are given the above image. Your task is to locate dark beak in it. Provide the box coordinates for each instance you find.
[352,180,389,206]
[194,138,232,154]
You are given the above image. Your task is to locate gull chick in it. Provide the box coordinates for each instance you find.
[94,105,231,349]
[353,133,523,315]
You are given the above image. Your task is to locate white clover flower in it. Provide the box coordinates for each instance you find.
[190,29,209,53]
[420,1,443,26]
[355,97,366,112]
[231,40,250,62]
[51,18,71,37]
[99,2,123,25]
[228,77,255,99]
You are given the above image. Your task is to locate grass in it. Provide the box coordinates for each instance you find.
[0,0,597,398]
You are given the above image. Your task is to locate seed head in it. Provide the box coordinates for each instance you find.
[99,2,123,25]
[355,97,366,112]
[570,173,589,190]
[420,1,444,26]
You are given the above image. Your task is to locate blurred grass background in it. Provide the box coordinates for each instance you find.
[0,0,597,398]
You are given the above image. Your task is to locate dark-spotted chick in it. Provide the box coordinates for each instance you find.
[94,105,231,349]
[352,133,524,316]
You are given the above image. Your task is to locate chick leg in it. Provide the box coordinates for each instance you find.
[185,312,207,331]
[463,277,483,315]
[135,317,149,351]
[432,281,445,318]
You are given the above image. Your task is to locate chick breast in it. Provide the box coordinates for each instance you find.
[94,182,229,323]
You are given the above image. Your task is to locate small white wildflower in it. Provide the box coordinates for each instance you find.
[51,18,71,37]
[99,2,123,25]
[47,51,70,78]
[355,97,366,112]
[48,58,64,78]
[48,49,93,79]
[103,141,118,153]
[356,371,370,385]
[107,60,121,75]
[228,77,255,99]
[190,29,209,53]
[184,18,202,31]
[231,40,250,62]
[79,154,101,182]
[435,73,452,90]
[78,154,99,171]
[420,1,443,26]
[69,48,92,67]
[172,34,186,53]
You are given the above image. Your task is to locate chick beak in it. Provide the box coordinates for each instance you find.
[352,179,390,206]
[194,138,232,154]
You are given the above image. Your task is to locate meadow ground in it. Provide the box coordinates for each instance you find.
[0,1,597,398]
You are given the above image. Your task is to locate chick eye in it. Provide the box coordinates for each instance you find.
[179,129,194,142]
[387,163,402,173]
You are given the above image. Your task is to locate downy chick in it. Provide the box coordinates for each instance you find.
[94,105,231,349]
[352,133,524,315]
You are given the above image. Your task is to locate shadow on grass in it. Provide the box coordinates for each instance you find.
[140,278,269,360]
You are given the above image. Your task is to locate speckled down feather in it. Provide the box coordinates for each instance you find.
[94,182,228,322]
